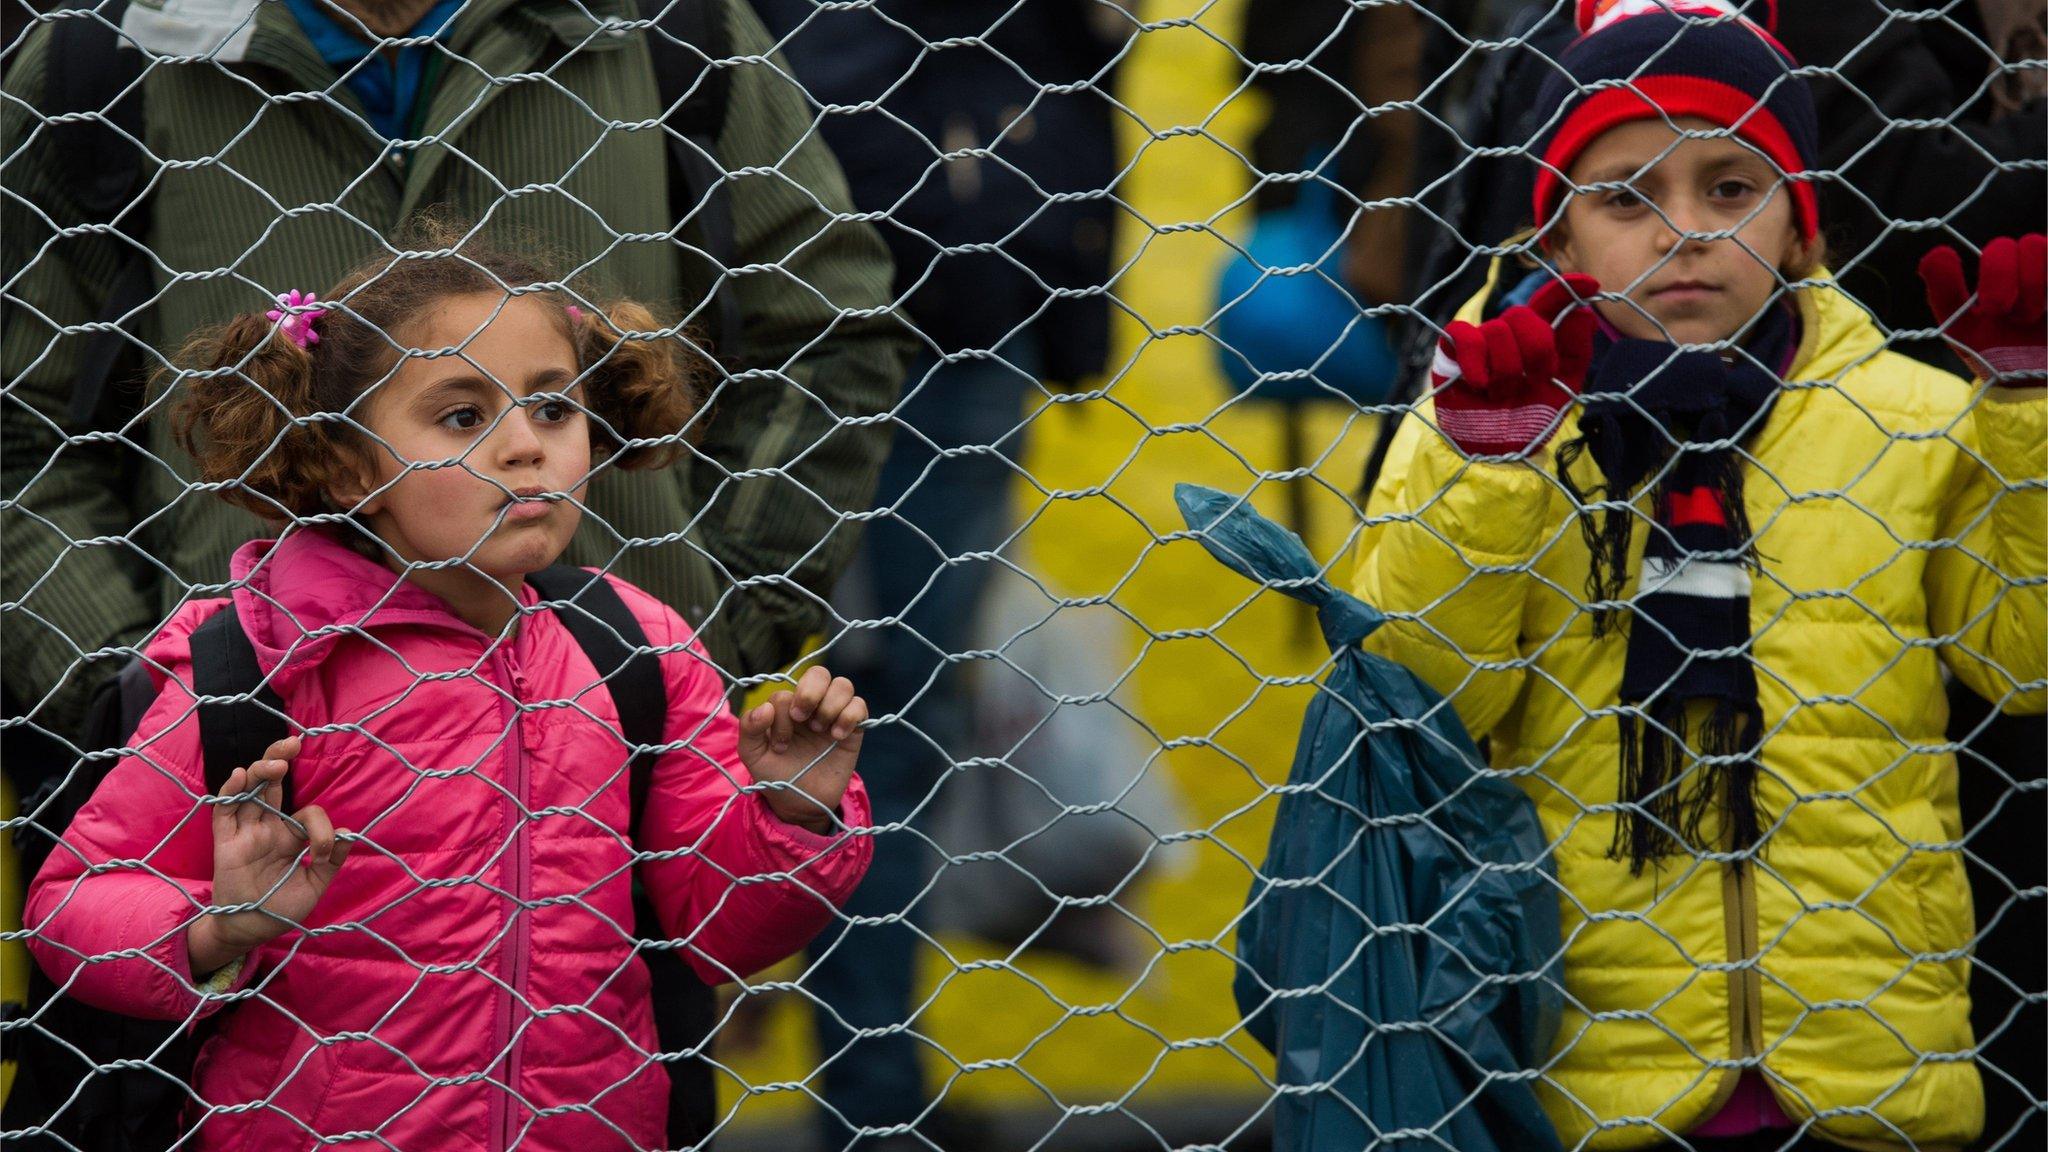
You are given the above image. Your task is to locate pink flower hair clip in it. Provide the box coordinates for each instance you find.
[265,289,327,349]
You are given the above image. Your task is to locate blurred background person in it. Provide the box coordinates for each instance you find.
[1232,0,1577,517]
[1237,0,1424,312]
[751,2,1133,1147]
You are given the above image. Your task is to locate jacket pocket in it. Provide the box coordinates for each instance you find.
[191,1005,340,1147]
[1906,845,1975,991]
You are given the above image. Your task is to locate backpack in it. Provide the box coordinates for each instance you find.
[47,0,744,432]
[3,566,724,1150]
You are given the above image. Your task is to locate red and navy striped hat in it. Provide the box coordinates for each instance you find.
[1530,0,1820,244]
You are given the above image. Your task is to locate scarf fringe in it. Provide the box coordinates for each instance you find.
[1611,699,1765,875]
[1555,434,1632,637]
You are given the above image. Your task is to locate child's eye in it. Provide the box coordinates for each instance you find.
[438,406,484,432]
[1604,189,1645,211]
[531,397,575,424]
[1711,179,1757,201]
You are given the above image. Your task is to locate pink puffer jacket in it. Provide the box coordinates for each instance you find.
[26,528,873,1151]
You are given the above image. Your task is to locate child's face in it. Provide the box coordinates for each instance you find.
[336,293,590,583]
[1551,116,1807,346]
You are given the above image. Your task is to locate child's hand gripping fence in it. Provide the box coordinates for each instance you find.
[1,1,2043,1150]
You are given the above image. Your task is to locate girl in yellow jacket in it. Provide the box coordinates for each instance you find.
[1353,3,2045,1150]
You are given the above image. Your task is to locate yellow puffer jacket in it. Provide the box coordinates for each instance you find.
[1353,271,2046,1152]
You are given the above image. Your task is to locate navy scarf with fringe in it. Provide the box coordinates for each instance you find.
[1556,303,1799,874]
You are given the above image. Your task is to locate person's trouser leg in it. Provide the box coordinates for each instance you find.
[1951,680,2046,1152]
[805,342,1036,1147]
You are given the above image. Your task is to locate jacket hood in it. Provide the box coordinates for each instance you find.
[228,528,537,688]
[1778,272,1887,382]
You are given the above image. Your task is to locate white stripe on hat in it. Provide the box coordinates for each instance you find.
[1639,555,1751,600]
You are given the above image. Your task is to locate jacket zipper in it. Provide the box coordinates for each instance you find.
[1717,860,1765,1113]
[495,649,532,1152]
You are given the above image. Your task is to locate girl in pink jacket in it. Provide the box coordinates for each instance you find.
[26,229,876,1150]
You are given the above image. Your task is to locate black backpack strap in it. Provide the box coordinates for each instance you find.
[526,565,665,822]
[46,0,156,429]
[636,0,743,367]
[7,608,276,1146]
[189,604,292,811]
[525,565,719,1150]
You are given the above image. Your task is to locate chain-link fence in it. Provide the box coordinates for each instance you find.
[2,0,2043,1150]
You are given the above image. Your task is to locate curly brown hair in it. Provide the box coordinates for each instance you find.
[171,218,710,521]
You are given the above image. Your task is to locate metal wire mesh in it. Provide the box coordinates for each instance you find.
[1,1,2042,1150]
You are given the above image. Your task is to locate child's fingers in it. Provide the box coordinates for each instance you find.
[768,691,797,749]
[1918,244,1969,323]
[788,665,833,723]
[297,808,352,887]
[1501,306,1557,389]
[1978,236,2019,316]
[740,701,775,742]
[225,759,286,829]
[831,696,869,744]
[241,757,291,826]
[261,735,302,765]
[2017,233,2046,322]
[311,833,354,885]
[296,804,336,865]
[1527,272,1601,324]
[213,765,248,833]
[810,676,857,734]
[1481,318,1523,385]
[1444,320,1489,387]
[1555,307,1597,390]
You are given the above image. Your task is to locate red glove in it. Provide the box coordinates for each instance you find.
[1429,273,1601,456]
[1919,233,2046,384]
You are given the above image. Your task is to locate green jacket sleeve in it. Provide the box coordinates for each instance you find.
[1351,404,1557,739]
[1,27,162,739]
[682,0,914,676]
[1927,386,2048,714]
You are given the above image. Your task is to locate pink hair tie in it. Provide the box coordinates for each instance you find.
[265,289,326,348]
[565,304,585,325]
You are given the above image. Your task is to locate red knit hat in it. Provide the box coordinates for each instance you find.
[1531,0,1821,244]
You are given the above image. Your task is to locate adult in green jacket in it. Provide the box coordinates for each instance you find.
[0,0,913,741]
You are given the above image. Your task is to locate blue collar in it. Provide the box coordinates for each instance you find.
[283,0,465,139]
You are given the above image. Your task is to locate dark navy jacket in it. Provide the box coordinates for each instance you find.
[754,0,1128,383]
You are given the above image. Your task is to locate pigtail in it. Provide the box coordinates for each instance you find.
[170,311,357,521]
[573,300,711,472]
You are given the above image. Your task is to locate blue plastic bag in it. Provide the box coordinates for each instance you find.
[1176,484,1563,1152]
